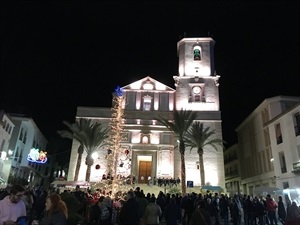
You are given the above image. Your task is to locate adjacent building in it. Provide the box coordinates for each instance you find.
[0,111,15,185]
[0,113,53,187]
[235,96,300,195]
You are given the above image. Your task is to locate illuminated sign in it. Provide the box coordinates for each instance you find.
[27,148,47,163]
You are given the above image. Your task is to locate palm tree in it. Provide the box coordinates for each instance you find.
[157,109,197,194]
[57,118,109,182]
[185,122,224,186]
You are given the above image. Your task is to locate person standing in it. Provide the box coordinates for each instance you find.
[141,176,145,184]
[72,185,86,216]
[164,197,181,225]
[277,195,286,224]
[189,200,212,225]
[147,176,152,186]
[38,194,67,225]
[0,184,26,225]
[144,197,162,225]
[119,191,140,225]
[265,194,278,225]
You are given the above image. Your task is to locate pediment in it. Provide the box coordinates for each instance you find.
[121,76,175,92]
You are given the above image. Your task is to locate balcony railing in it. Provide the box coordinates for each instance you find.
[292,162,300,173]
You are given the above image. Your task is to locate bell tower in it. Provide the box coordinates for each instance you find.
[174,37,220,111]
[177,37,215,77]
[173,37,225,189]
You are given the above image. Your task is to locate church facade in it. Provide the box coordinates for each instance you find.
[67,37,225,188]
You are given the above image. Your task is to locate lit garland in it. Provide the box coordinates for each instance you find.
[98,86,133,198]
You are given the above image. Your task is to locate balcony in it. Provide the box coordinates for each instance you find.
[292,162,300,173]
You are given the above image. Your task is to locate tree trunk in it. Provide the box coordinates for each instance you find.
[85,155,94,182]
[199,152,205,186]
[180,152,186,195]
[86,164,91,182]
[74,145,84,181]
[74,153,82,181]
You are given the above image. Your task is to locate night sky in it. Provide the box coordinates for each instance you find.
[1,1,299,149]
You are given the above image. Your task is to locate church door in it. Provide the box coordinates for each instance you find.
[138,161,152,184]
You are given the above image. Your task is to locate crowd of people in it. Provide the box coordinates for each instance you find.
[0,184,68,225]
[1,183,300,225]
[85,187,300,225]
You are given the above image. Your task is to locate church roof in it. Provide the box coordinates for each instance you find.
[121,76,175,92]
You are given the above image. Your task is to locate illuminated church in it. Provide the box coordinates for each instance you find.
[67,37,225,188]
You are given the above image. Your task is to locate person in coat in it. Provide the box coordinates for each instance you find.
[189,200,212,225]
[164,196,181,225]
[119,191,140,225]
[38,194,68,225]
[144,197,162,225]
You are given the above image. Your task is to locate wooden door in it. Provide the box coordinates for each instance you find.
[138,161,152,183]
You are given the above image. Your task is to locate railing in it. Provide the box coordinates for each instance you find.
[292,162,300,173]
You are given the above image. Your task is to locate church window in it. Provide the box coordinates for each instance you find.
[143,82,154,90]
[143,95,152,111]
[142,136,149,144]
[193,46,202,60]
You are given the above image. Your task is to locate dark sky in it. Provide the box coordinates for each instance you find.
[1,1,299,148]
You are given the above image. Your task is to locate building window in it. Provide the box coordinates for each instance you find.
[2,120,6,129]
[142,136,149,144]
[297,145,300,158]
[18,150,23,163]
[19,128,24,141]
[14,147,19,161]
[294,112,300,136]
[193,46,201,60]
[23,131,27,144]
[275,123,283,144]
[279,152,287,173]
[283,182,289,189]
[143,96,152,111]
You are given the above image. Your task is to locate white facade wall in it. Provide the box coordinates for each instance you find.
[8,116,49,186]
[267,104,300,189]
[236,96,300,195]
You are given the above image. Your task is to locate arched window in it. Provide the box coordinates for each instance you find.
[193,46,201,60]
[142,136,149,144]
